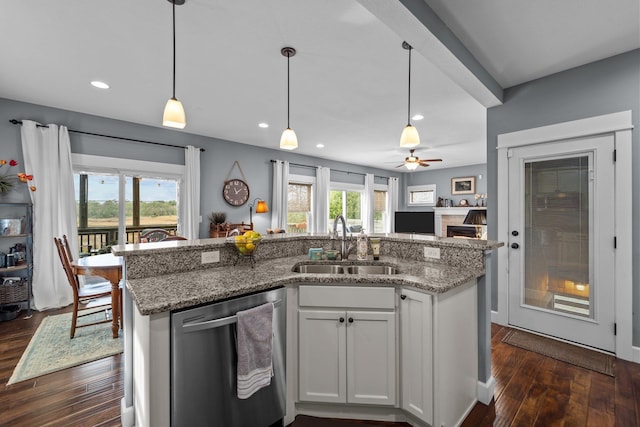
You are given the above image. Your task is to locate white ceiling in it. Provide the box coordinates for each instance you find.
[1,0,638,171]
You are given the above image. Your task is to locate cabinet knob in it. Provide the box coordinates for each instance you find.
[400,294,407,300]
[348,317,354,323]
[511,243,520,249]
[339,317,345,323]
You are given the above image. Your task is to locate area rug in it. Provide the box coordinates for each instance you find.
[7,311,123,385]
[502,329,615,376]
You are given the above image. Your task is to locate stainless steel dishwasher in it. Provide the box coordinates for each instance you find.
[171,287,286,427]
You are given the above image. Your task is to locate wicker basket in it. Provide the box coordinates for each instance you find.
[0,278,28,305]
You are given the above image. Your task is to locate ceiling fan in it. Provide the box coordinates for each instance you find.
[396,149,442,170]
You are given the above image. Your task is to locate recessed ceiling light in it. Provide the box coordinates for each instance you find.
[90,80,110,89]
[258,122,269,128]
[412,114,424,121]
[316,143,325,148]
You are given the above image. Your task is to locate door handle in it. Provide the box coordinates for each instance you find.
[511,243,520,249]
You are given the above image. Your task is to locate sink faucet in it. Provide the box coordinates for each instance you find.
[333,215,354,260]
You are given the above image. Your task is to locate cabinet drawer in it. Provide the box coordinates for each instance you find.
[299,286,395,309]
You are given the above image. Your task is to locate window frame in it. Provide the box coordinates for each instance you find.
[407,184,437,207]
[72,154,184,244]
[287,173,315,233]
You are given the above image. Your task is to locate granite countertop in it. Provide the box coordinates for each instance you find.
[126,255,484,315]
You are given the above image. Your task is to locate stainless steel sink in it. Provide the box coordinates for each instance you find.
[345,265,399,275]
[292,264,344,274]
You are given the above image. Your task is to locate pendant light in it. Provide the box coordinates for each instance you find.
[400,41,420,148]
[280,47,298,150]
[163,0,187,129]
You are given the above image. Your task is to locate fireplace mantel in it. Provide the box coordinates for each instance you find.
[433,207,487,237]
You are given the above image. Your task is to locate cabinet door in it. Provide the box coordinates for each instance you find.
[400,289,433,424]
[298,309,346,403]
[346,310,396,406]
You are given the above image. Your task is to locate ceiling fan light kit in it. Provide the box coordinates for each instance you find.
[397,149,442,170]
[399,41,420,148]
[162,0,187,129]
[280,47,298,150]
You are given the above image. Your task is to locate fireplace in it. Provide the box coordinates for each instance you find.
[447,225,477,238]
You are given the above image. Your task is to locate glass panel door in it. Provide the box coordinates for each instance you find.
[507,135,615,352]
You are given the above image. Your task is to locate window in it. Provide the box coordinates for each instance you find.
[72,154,184,250]
[407,184,436,206]
[287,182,311,233]
[329,188,362,232]
[373,189,387,233]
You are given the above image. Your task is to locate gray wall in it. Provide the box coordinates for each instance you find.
[487,49,640,345]
[0,97,402,238]
[403,163,487,210]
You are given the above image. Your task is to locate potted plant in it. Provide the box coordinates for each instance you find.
[208,212,228,238]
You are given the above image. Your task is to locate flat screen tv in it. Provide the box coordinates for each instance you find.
[394,211,435,234]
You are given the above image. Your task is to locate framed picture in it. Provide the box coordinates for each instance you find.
[451,176,475,195]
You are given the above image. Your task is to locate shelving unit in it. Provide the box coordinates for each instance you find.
[0,203,32,319]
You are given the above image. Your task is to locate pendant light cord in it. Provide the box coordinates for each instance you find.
[172,0,176,99]
[407,44,412,126]
[286,51,291,129]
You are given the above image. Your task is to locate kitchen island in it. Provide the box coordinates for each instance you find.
[112,233,502,427]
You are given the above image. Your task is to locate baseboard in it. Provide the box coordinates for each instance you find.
[491,310,506,325]
[120,398,135,427]
[477,377,495,405]
[633,346,640,364]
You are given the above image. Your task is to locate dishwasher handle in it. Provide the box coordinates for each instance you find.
[181,299,283,333]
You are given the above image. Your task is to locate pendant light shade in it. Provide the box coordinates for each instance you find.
[163,97,186,129]
[163,0,186,129]
[400,41,419,148]
[280,127,298,150]
[400,124,420,148]
[280,47,298,150]
[404,161,420,171]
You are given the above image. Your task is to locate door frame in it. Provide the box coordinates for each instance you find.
[494,111,635,361]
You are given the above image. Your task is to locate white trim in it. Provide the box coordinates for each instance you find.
[613,125,634,361]
[120,398,134,427]
[497,111,633,149]
[477,377,495,405]
[288,173,316,185]
[330,181,364,191]
[495,111,634,361]
[72,153,184,177]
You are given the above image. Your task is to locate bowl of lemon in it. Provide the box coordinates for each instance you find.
[227,231,262,265]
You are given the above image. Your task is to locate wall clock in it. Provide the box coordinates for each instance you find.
[223,179,250,206]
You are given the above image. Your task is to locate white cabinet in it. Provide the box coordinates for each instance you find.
[399,281,477,427]
[298,286,396,406]
[399,289,433,425]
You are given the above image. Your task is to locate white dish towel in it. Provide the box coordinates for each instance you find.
[236,302,274,399]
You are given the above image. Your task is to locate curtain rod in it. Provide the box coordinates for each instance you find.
[9,119,205,152]
[270,159,390,180]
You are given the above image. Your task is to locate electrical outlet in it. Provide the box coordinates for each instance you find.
[424,246,441,259]
[201,251,220,264]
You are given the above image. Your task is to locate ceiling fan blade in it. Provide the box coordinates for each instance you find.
[422,158,442,162]
[419,162,430,167]
[395,164,405,168]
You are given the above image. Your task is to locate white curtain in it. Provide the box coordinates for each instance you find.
[179,146,200,239]
[387,177,399,233]
[314,166,330,234]
[21,120,74,310]
[363,173,375,233]
[270,160,289,230]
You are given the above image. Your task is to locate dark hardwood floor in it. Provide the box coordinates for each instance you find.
[1,308,639,426]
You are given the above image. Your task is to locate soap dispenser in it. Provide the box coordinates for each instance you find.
[356,229,368,261]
